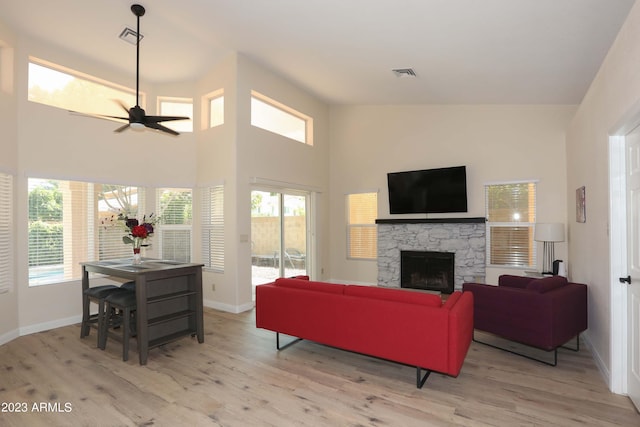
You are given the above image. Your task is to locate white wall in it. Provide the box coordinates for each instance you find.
[566,0,640,386]
[0,20,19,342]
[235,54,331,304]
[329,104,576,285]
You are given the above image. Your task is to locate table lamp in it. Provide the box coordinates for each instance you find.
[534,223,565,275]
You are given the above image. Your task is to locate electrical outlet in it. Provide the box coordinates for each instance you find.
[211,283,216,291]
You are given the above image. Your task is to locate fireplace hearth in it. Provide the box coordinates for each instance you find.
[401,250,455,294]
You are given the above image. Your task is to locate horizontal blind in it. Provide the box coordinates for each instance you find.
[28,178,145,285]
[99,185,143,261]
[347,192,377,259]
[0,172,13,293]
[485,183,536,267]
[157,188,192,262]
[201,185,224,271]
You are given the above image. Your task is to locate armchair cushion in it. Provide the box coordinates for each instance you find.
[526,276,568,293]
[498,275,531,289]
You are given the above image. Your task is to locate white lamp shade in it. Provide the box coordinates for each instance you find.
[534,223,565,242]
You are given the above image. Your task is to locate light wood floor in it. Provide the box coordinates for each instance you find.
[0,308,638,426]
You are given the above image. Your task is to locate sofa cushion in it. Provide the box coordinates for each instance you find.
[344,285,442,307]
[498,275,531,289]
[274,278,346,294]
[526,276,568,293]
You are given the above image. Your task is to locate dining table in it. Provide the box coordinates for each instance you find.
[81,258,204,365]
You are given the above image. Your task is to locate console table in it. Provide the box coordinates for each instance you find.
[81,259,204,365]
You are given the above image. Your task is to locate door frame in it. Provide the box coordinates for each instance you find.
[609,103,640,395]
[609,134,628,394]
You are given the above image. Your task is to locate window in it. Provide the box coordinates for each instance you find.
[205,90,224,128]
[28,58,137,116]
[485,182,537,267]
[251,91,312,145]
[347,192,377,260]
[0,172,13,293]
[28,178,143,286]
[158,97,193,133]
[156,188,192,263]
[201,185,224,272]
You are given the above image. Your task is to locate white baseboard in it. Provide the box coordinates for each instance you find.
[0,328,19,346]
[19,315,81,337]
[581,331,611,389]
[204,298,254,314]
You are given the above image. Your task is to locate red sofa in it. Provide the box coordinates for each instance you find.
[255,277,474,388]
[462,275,588,365]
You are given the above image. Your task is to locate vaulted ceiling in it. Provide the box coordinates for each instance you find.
[0,0,635,105]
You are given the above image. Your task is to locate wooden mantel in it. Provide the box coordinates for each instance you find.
[375,217,486,224]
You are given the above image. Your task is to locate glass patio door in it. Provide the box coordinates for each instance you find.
[251,190,308,288]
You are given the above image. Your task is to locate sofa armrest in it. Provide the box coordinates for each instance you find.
[549,283,588,345]
[444,291,474,376]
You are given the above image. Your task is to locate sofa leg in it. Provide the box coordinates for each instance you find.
[276,332,302,351]
[416,367,431,388]
[473,331,558,366]
[560,334,580,352]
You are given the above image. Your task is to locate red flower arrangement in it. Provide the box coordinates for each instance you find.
[120,213,157,248]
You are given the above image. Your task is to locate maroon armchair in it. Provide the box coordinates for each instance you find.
[462,275,587,365]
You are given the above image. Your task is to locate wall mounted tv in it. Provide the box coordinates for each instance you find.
[387,166,468,214]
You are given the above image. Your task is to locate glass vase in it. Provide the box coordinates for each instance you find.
[132,238,142,264]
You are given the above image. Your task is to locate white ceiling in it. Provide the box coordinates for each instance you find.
[0,0,635,105]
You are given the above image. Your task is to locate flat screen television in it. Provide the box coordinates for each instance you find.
[387,166,467,214]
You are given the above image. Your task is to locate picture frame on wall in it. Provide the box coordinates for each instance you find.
[576,186,586,223]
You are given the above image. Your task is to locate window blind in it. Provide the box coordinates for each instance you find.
[0,172,13,293]
[157,188,192,262]
[485,182,537,267]
[347,192,377,260]
[201,185,224,271]
[99,184,143,260]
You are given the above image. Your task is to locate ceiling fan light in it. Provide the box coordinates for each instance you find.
[130,122,145,131]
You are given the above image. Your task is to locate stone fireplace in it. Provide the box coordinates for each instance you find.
[376,218,486,291]
[401,250,455,294]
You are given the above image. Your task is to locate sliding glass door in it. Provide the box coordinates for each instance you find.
[251,190,308,288]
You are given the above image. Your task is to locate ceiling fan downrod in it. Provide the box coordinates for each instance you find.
[131,4,145,108]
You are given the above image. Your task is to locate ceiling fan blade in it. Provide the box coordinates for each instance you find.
[69,110,129,123]
[145,115,190,123]
[114,123,131,133]
[113,99,130,114]
[145,122,180,136]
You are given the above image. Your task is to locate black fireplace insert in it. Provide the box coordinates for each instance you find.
[400,250,455,294]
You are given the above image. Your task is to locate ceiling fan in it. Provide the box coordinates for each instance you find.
[75,4,189,136]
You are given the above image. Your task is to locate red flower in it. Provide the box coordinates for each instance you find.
[131,225,148,238]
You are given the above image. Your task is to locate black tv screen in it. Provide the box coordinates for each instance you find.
[387,166,467,214]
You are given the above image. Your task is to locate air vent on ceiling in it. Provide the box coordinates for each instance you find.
[392,68,417,78]
[119,27,143,45]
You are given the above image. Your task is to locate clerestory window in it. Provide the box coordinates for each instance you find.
[28,58,137,117]
[251,91,312,145]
